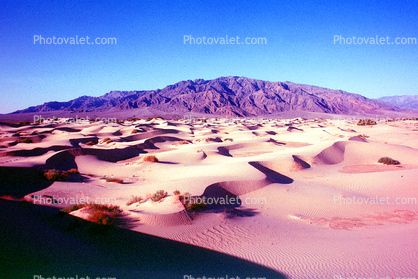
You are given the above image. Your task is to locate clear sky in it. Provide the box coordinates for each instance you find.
[0,0,417,113]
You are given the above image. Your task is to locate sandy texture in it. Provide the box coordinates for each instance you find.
[0,117,417,279]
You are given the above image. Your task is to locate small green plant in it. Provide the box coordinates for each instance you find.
[378,157,400,165]
[150,190,168,202]
[126,196,143,206]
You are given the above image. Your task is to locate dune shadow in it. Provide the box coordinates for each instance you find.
[0,167,53,198]
[248,161,294,184]
[198,183,241,210]
[217,146,232,157]
[0,199,287,278]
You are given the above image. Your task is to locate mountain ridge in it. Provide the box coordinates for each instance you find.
[10,76,402,117]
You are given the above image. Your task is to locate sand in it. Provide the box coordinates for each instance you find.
[0,117,417,279]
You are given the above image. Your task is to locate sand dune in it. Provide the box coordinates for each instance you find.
[0,117,417,278]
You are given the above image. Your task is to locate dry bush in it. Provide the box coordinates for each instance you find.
[85,141,96,145]
[101,177,124,183]
[20,138,33,143]
[357,119,377,126]
[224,138,234,142]
[44,169,68,181]
[172,140,190,146]
[61,204,87,213]
[126,196,143,206]
[142,155,159,163]
[173,190,181,195]
[150,190,168,202]
[99,138,112,144]
[176,192,207,211]
[65,169,79,175]
[87,204,122,225]
[130,129,139,134]
[358,134,369,139]
[378,157,400,165]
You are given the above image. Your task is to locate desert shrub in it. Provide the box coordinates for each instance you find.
[142,155,159,162]
[358,134,369,139]
[172,140,190,146]
[186,200,207,211]
[62,203,122,226]
[64,169,79,175]
[357,119,377,126]
[61,204,87,213]
[126,196,143,206]
[87,204,122,225]
[130,129,139,134]
[173,190,181,195]
[99,138,112,144]
[378,157,400,165]
[19,121,30,125]
[101,177,124,183]
[44,169,68,181]
[20,138,33,143]
[85,141,96,145]
[178,192,206,211]
[150,190,168,202]
[224,138,234,142]
[146,117,154,121]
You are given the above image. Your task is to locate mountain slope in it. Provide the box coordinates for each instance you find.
[12,76,401,117]
[377,95,418,109]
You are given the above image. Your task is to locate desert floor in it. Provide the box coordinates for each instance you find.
[0,117,417,279]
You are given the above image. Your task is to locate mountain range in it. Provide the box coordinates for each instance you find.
[376,95,418,110]
[9,76,409,118]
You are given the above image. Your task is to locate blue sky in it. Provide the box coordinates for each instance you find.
[0,0,417,113]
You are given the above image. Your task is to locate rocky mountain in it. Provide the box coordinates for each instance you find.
[11,76,401,117]
[377,95,418,110]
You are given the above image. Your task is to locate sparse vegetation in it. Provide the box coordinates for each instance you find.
[85,141,96,145]
[101,176,124,183]
[224,138,234,142]
[62,203,123,226]
[126,195,143,206]
[99,137,112,144]
[173,190,181,195]
[142,155,159,162]
[177,191,207,211]
[43,169,80,181]
[378,157,400,165]
[150,190,168,202]
[358,134,369,140]
[130,129,139,134]
[44,169,68,181]
[61,204,86,213]
[357,119,377,126]
[172,140,190,146]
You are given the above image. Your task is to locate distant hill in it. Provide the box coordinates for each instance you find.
[377,95,418,110]
[11,76,401,117]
